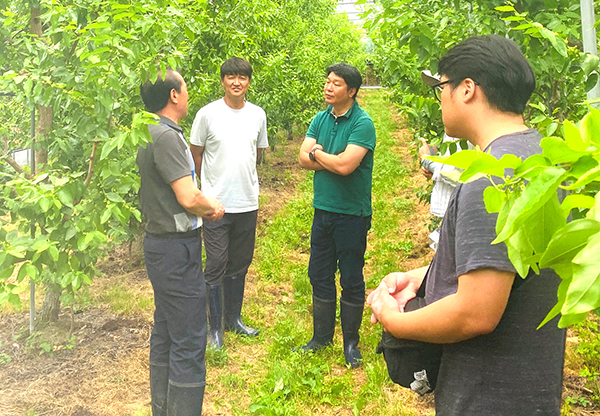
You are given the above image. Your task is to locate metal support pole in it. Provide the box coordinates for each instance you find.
[581,0,600,106]
[29,99,36,335]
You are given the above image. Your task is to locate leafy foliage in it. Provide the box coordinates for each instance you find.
[427,108,600,327]
[0,0,366,313]
[365,0,600,142]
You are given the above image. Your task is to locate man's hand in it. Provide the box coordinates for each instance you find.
[418,138,434,179]
[311,144,323,153]
[367,272,420,324]
[421,167,433,179]
[418,138,433,160]
[202,197,225,221]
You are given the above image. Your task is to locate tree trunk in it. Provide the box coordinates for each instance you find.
[38,284,61,324]
[31,5,59,323]
[31,7,52,169]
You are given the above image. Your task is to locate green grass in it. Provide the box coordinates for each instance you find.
[237,89,422,415]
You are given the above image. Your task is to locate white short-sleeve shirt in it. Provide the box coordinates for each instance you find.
[189,98,268,212]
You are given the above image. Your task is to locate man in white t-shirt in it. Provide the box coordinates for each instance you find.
[190,57,269,349]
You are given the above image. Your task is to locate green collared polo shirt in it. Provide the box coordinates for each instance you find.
[306,100,376,216]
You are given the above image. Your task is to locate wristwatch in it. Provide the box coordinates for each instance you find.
[308,148,317,162]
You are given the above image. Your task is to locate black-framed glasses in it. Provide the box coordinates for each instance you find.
[430,80,452,102]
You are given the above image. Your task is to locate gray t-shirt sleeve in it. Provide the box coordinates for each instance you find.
[455,177,517,277]
[153,131,192,185]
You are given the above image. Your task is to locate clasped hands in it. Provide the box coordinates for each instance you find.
[202,197,225,222]
[367,272,420,328]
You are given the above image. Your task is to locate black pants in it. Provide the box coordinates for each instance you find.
[308,209,371,304]
[144,234,207,387]
[202,210,258,285]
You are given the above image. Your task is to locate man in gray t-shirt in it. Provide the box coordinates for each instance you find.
[367,35,565,415]
[137,68,224,415]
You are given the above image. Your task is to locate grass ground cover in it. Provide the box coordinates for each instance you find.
[0,89,595,415]
[206,89,435,416]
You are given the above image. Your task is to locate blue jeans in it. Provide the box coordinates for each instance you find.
[308,209,372,304]
[144,234,207,387]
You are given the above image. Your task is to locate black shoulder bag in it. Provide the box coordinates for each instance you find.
[375,277,442,395]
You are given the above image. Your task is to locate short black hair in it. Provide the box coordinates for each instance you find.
[327,63,362,99]
[220,57,253,80]
[437,35,535,114]
[140,68,182,113]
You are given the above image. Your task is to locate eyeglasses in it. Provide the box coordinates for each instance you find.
[430,80,452,102]
[430,79,480,101]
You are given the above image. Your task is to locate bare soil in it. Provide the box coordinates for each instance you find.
[0,97,594,416]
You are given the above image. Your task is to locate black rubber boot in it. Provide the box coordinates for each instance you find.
[340,299,364,368]
[300,295,336,352]
[166,383,205,416]
[207,284,224,349]
[150,364,169,416]
[223,275,259,337]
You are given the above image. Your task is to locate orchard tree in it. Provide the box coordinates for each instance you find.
[0,0,366,326]
[365,0,599,142]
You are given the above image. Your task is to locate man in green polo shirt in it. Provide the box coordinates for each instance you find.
[298,63,376,368]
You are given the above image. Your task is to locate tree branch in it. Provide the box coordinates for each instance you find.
[84,141,99,188]
[2,156,33,179]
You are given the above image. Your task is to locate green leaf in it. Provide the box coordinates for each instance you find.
[539,28,567,57]
[0,265,15,281]
[57,188,74,208]
[483,186,505,213]
[494,167,566,243]
[106,192,124,203]
[427,149,483,170]
[132,208,142,222]
[85,21,111,30]
[541,137,590,164]
[539,219,600,267]
[513,154,551,173]
[61,272,74,289]
[100,139,118,160]
[7,293,21,308]
[563,164,600,190]
[580,107,600,147]
[98,90,114,110]
[505,227,533,278]
[546,122,559,136]
[65,226,77,241]
[6,248,26,258]
[558,311,588,328]
[496,5,516,11]
[24,264,38,280]
[580,53,600,76]
[523,196,565,254]
[563,120,586,151]
[587,193,600,222]
[39,197,52,213]
[459,154,521,182]
[562,233,600,315]
[48,246,59,262]
[561,194,596,218]
[101,207,112,224]
[539,277,570,328]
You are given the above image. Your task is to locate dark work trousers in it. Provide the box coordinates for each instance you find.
[308,209,372,304]
[144,233,207,387]
[203,210,258,285]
